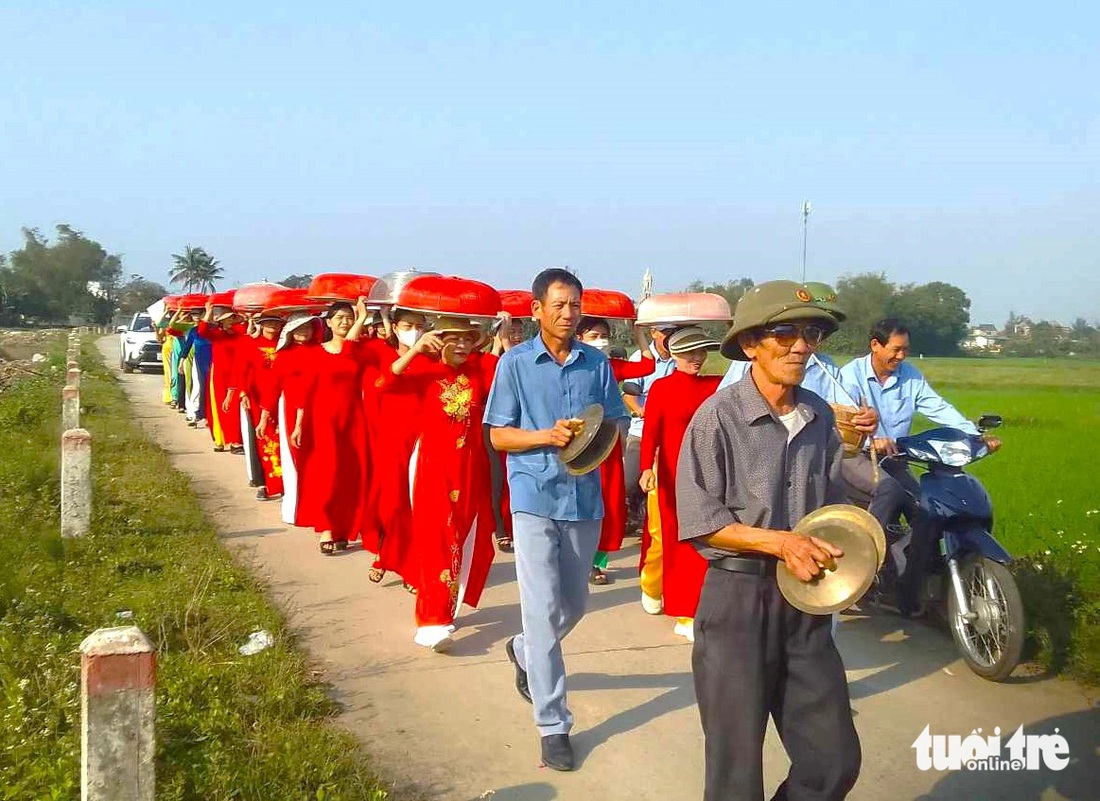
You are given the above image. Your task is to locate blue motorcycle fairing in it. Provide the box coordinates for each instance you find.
[942,526,1013,565]
[919,469,994,523]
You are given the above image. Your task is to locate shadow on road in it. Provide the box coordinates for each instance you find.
[466,783,558,800]
[569,670,696,765]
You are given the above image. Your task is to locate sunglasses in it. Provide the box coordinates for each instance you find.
[762,322,828,347]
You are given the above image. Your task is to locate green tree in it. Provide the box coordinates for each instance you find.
[886,281,971,356]
[685,277,754,310]
[170,245,223,292]
[825,272,896,355]
[117,275,169,315]
[0,225,123,324]
[279,274,314,289]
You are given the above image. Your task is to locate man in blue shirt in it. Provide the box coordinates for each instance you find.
[485,268,629,772]
[839,318,986,615]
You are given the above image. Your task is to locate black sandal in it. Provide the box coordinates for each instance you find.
[590,568,609,586]
[319,539,335,555]
[368,565,385,583]
[334,539,349,551]
[495,534,513,553]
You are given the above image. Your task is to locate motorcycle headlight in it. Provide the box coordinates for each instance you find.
[930,439,972,467]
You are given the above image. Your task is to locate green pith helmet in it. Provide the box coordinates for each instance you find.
[801,281,847,322]
[720,280,840,361]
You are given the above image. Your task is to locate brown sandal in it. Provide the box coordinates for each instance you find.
[495,534,513,553]
[368,566,385,583]
[590,568,609,586]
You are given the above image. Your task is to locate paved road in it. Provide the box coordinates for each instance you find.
[100,338,1098,801]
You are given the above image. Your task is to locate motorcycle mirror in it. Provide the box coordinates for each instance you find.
[978,414,1003,431]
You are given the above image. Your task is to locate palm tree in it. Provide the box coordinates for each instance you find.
[170,245,224,292]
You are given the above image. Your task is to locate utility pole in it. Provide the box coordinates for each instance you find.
[800,200,812,284]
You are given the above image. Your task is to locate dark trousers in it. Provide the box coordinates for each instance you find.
[693,568,861,801]
[841,454,932,612]
[623,434,644,525]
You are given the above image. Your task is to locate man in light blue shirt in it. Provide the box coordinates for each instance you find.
[838,318,980,615]
[486,268,629,772]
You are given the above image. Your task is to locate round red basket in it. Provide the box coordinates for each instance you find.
[233,282,287,312]
[209,290,236,309]
[264,288,328,315]
[163,295,183,311]
[498,289,535,319]
[581,288,636,320]
[307,273,378,303]
[177,293,209,311]
[394,275,502,318]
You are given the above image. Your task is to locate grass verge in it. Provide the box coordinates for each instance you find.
[0,334,392,800]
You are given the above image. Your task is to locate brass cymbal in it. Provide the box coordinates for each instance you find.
[795,503,886,568]
[777,510,880,615]
[558,403,620,476]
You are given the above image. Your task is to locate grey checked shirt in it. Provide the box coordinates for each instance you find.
[675,372,849,560]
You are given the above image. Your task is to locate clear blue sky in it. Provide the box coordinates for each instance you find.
[2,1,1097,326]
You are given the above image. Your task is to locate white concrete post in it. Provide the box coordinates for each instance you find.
[80,627,156,801]
[68,367,82,389]
[61,428,92,538]
[63,385,80,431]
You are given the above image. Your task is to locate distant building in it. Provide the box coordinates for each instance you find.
[962,324,1007,352]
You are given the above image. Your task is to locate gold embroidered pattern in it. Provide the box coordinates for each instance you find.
[260,346,277,367]
[449,490,460,502]
[438,374,473,421]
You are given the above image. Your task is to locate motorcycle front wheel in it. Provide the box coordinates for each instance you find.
[948,554,1025,682]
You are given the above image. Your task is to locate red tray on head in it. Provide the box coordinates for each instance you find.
[233,281,287,312]
[163,294,183,310]
[395,274,502,318]
[306,273,378,303]
[208,290,236,309]
[177,293,209,311]
[636,292,733,326]
[263,288,328,315]
[581,288,636,320]
[499,289,535,319]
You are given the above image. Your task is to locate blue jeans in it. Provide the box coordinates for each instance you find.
[511,512,601,736]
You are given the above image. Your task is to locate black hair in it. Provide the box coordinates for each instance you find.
[576,316,610,336]
[870,318,909,347]
[393,309,426,325]
[326,302,354,319]
[532,268,583,302]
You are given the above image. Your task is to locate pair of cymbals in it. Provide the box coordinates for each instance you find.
[557,404,620,476]
[777,505,886,615]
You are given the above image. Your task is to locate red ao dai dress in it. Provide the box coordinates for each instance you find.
[386,352,498,637]
[261,334,323,526]
[237,333,284,497]
[638,369,721,619]
[295,339,377,543]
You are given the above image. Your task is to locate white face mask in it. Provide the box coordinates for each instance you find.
[588,337,610,353]
[396,328,423,348]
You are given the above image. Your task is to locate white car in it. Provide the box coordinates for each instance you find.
[119,313,162,373]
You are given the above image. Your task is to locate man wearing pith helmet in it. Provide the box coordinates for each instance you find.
[676,280,861,801]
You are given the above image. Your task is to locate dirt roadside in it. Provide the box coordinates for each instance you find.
[96,337,1098,801]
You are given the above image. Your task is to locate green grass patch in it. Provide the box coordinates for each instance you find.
[703,352,1100,683]
[0,335,392,800]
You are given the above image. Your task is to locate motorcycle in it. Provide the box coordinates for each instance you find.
[865,414,1025,682]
